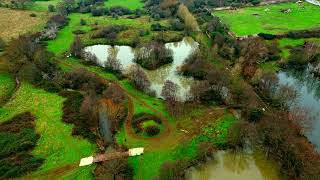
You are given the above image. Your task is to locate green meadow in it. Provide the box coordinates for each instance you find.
[0,83,96,178]
[214,2,320,36]
[105,0,144,10]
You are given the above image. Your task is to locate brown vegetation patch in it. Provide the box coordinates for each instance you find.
[0,8,48,41]
[59,91,98,142]
[0,112,35,133]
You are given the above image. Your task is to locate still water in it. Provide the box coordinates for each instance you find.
[186,150,282,180]
[84,37,199,101]
[278,67,320,151]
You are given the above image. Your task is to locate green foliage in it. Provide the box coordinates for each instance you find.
[214,3,320,36]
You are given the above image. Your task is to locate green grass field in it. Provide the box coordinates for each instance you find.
[105,0,144,10]
[30,0,61,11]
[214,2,320,36]
[47,13,170,54]
[124,113,236,179]
[0,73,15,105]
[277,37,320,58]
[0,83,96,179]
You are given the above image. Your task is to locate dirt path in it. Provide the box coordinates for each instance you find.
[115,84,172,143]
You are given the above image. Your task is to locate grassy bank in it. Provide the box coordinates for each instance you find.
[0,83,96,179]
[0,73,15,105]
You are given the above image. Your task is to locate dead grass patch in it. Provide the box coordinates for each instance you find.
[0,8,49,41]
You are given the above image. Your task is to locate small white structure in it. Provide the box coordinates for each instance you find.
[128,147,144,156]
[79,147,144,167]
[79,156,94,167]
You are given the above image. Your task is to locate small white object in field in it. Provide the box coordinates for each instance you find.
[128,148,144,156]
[181,129,189,133]
[79,156,94,166]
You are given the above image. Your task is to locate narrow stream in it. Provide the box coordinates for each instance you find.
[278,67,320,151]
[186,150,282,180]
[84,37,199,101]
[98,105,113,143]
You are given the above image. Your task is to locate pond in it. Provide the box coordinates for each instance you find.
[186,150,282,180]
[278,66,320,151]
[84,37,199,101]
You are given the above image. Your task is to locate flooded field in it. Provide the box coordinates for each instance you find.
[186,150,282,180]
[84,37,198,100]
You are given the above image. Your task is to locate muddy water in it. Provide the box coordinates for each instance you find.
[98,104,113,143]
[278,67,320,151]
[186,151,282,180]
[84,37,198,100]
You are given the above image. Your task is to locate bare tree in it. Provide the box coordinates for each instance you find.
[189,80,210,102]
[290,106,315,134]
[273,84,299,110]
[258,72,279,98]
[134,41,173,70]
[161,80,179,101]
[70,36,83,57]
[127,65,151,92]
[104,47,122,73]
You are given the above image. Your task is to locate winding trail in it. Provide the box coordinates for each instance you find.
[114,83,172,143]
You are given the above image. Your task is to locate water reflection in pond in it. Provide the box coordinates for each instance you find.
[278,67,320,151]
[84,37,199,100]
[186,150,282,180]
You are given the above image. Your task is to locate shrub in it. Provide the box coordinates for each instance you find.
[248,108,263,123]
[92,25,127,44]
[72,29,86,35]
[47,14,68,29]
[139,29,150,37]
[29,13,36,17]
[180,50,211,80]
[170,18,185,31]
[145,125,160,136]
[63,68,107,94]
[91,8,105,16]
[80,18,86,25]
[109,6,131,16]
[151,23,169,31]
[59,91,98,142]
[6,34,58,86]
[258,33,276,40]
[0,112,44,179]
[82,51,98,65]
[127,65,151,92]
[70,36,83,57]
[48,4,55,12]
